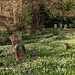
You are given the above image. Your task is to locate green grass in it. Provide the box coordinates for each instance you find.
[0,28,75,75]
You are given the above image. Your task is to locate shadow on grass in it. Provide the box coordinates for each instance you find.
[0,28,71,45]
[57,53,73,58]
[0,50,3,53]
[0,62,4,67]
[52,35,70,41]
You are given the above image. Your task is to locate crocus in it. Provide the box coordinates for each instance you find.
[20,63,23,66]
[18,64,20,66]
[33,51,36,54]
[32,58,35,60]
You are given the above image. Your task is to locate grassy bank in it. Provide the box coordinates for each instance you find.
[0,28,75,75]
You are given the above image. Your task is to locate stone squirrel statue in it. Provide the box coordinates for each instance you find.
[64,43,69,49]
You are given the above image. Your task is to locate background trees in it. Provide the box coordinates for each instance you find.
[0,0,75,31]
[21,0,75,29]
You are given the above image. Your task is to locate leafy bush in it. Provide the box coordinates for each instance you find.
[68,24,73,28]
[72,20,75,28]
[22,3,33,28]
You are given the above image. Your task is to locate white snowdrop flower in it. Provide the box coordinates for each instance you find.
[61,68,66,72]
[46,68,49,72]
[57,66,60,71]
[43,67,45,73]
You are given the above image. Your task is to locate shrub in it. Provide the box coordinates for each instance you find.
[22,3,33,29]
[68,24,73,28]
[72,20,75,28]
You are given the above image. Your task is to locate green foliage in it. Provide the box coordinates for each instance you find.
[0,28,73,45]
[0,0,75,30]
[7,9,12,12]
[72,20,75,27]
[63,0,75,11]
[68,24,73,28]
[41,0,75,28]
[15,3,33,31]
[53,29,60,35]
[22,4,33,26]
[68,20,75,28]
[38,6,53,28]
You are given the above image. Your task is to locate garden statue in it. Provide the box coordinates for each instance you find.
[10,33,26,60]
[10,33,22,46]
[64,43,69,49]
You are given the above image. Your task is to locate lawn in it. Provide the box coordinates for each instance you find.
[0,28,75,75]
